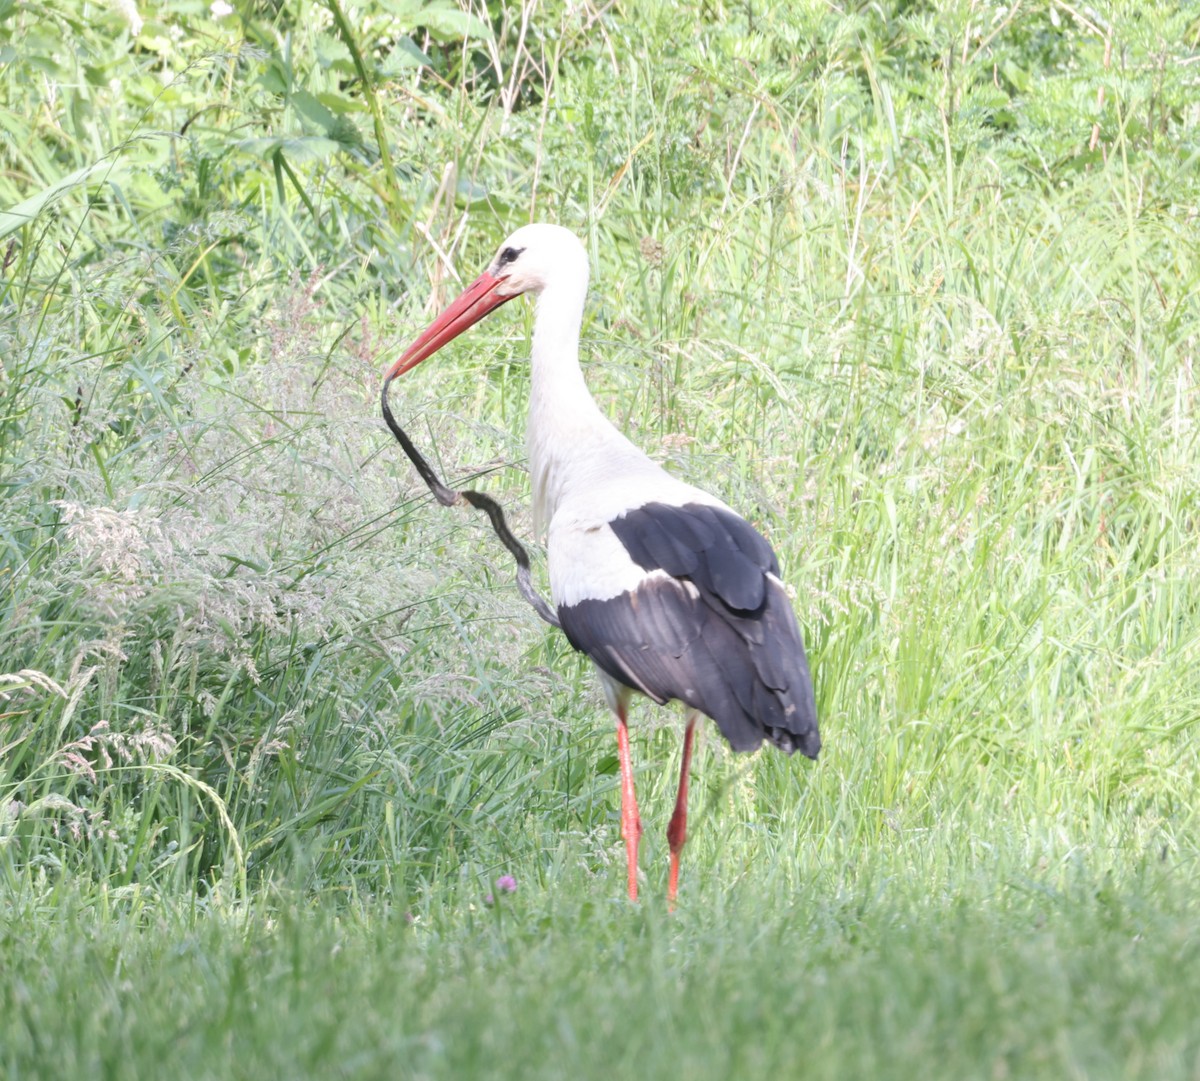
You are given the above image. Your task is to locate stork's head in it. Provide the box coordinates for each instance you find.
[385,223,588,380]
[484,223,589,297]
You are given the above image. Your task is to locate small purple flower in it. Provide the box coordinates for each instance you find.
[484,874,518,906]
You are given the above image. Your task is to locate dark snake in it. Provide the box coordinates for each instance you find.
[381,375,561,629]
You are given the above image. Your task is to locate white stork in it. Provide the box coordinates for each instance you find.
[385,224,819,904]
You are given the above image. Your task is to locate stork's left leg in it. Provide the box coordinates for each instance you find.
[615,703,642,903]
[666,711,699,907]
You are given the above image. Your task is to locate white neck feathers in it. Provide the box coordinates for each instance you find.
[526,275,617,533]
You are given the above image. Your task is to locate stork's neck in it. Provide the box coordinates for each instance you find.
[529,283,594,419]
[527,278,630,533]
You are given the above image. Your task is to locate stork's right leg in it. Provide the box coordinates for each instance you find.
[614,703,642,902]
[666,712,698,908]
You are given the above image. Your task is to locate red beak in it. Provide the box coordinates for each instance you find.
[385,271,517,381]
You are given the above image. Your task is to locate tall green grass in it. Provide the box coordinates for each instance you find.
[2,0,1199,1075]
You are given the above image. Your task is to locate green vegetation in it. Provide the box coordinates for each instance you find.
[2,0,1198,1076]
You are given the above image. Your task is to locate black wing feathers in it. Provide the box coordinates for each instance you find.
[616,502,779,612]
[558,502,819,758]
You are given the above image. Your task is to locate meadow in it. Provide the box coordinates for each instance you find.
[2,1,1199,1076]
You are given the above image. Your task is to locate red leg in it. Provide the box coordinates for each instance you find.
[615,705,642,902]
[666,713,698,908]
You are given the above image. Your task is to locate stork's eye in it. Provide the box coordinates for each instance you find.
[498,246,524,267]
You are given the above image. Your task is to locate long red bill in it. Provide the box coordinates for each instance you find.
[384,271,516,380]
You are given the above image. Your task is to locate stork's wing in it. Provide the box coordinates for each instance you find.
[557,502,819,757]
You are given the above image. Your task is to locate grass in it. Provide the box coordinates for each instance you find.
[2,0,1200,1076]
[5,846,1199,1079]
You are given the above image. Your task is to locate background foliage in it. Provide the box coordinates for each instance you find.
[2,0,1199,1076]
